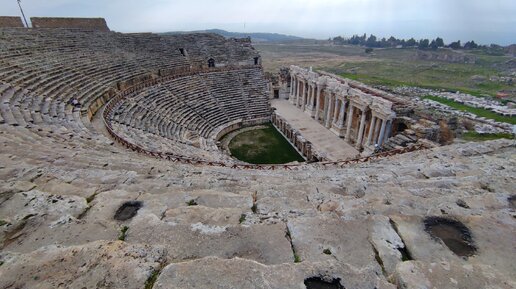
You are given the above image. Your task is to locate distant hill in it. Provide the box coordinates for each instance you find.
[162,29,304,43]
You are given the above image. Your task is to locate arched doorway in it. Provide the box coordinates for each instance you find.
[208,58,215,68]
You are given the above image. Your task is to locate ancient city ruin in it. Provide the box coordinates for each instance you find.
[0,16,514,289]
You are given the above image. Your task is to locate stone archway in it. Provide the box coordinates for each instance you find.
[208,58,215,68]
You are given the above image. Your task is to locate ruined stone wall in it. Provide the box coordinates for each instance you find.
[0,16,24,28]
[272,112,315,161]
[30,17,109,31]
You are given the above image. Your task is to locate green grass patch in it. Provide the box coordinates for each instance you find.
[239,214,246,224]
[228,123,304,164]
[144,270,161,289]
[461,131,514,141]
[186,199,198,206]
[421,95,516,124]
[118,226,129,241]
[332,56,512,97]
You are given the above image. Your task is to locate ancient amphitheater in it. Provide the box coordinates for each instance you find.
[0,17,515,289]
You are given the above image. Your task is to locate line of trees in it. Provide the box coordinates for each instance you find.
[331,34,480,50]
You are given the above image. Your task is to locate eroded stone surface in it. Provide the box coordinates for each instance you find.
[0,240,166,289]
[287,215,381,274]
[154,256,395,289]
[127,213,293,264]
[0,130,514,289]
[395,260,516,289]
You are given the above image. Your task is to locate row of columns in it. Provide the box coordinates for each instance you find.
[272,113,314,161]
[289,75,391,150]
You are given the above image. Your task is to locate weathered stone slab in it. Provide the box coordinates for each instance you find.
[127,213,293,264]
[163,206,244,226]
[0,190,87,228]
[154,256,395,289]
[395,260,515,289]
[370,216,405,276]
[0,240,166,289]
[287,215,381,274]
[1,215,119,253]
[391,214,516,277]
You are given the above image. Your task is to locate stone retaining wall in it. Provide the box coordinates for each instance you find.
[31,17,109,31]
[0,16,24,28]
[272,112,315,161]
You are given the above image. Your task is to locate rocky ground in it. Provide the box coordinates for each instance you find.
[0,127,515,288]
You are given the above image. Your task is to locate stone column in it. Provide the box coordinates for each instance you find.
[366,116,377,146]
[296,80,302,107]
[309,85,314,109]
[332,98,339,125]
[296,80,305,107]
[385,120,393,139]
[293,77,298,104]
[289,76,293,103]
[290,76,294,97]
[311,86,316,108]
[373,118,382,144]
[322,95,328,124]
[301,82,307,111]
[382,120,392,144]
[345,104,354,140]
[378,118,387,145]
[356,110,367,149]
[314,87,321,121]
[338,99,346,127]
[325,94,333,128]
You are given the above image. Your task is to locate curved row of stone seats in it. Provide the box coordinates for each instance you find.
[161,33,259,68]
[110,122,233,163]
[109,67,271,157]
[111,87,208,142]
[0,28,263,164]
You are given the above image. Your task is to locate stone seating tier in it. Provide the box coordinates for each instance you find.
[0,28,267,162]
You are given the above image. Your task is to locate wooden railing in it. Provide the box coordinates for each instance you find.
[102,66,430,170]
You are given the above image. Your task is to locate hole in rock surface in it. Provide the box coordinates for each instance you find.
[114,201,143,221]
[424,216,476,257]
[304,277,344,289]
[398,245,413,261]
[508,195,516,209]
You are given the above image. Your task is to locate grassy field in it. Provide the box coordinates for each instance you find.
[461,131,514,141]
[332,59,512,97]
[255,43,514,98]
[228,124,304,164]
[421,95,516,124]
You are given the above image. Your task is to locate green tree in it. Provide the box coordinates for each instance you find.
[366,34,377,47]
[435,37,444,47]
[449,40,461,49]
[405,38,417,47]
[464,40,478,49]
[418,39,430,49]
[429,40,438,50]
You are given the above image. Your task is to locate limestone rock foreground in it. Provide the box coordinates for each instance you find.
[0,240,166,289]
[0,139,513,289]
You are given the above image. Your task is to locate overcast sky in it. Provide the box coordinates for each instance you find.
[3,0,516,45]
